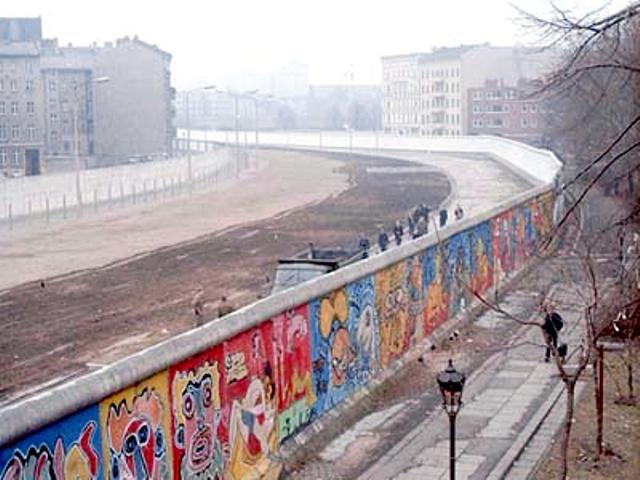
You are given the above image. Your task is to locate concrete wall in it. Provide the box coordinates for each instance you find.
[0,168,556,479]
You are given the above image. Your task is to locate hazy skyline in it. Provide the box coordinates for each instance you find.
[5,0,631,89]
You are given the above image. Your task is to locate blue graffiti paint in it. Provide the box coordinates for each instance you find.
[0,406,101,480]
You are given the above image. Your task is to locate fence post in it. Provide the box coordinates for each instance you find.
[46,197,50,224]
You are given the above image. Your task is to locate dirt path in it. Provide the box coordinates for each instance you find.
[0,152,451,401]
[0,150,347,291]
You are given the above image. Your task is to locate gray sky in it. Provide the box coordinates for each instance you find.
[6,0,630,89]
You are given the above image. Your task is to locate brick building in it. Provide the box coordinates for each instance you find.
[467,79,547,145]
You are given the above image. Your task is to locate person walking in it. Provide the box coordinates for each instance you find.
[542,304,564,362]
[454,204,464,221]
[393,221,403,246]
[439,208,448,228]
[416,217,429,237]
[407,215,416,239]
[378,228,390,252]
[359,233,370,259]
[421,203,430,223]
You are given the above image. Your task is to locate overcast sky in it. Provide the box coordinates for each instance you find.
[5,0,631,89]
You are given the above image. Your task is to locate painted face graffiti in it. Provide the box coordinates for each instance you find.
[172,362,224,479]
[330,327,355,387]
[1,423,99,480]
[106,389,168,480]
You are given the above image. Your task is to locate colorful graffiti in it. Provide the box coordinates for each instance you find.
[309,276,378,418]
[469,222,493,296]
[0,408,100,480]
[422,246,450,336]
[100,373,172,480]
[272,306,315,442]
[169,348,226,479]
[223,324,280,480]
[376,263,410,368]
[0,192,557,480]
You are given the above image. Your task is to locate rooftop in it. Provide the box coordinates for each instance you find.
[0,41,39,57]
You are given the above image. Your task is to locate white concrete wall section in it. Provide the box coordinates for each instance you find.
[182,130,562,185]
[0,149,233,220]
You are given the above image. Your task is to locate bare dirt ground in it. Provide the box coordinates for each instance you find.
[0,150,347,291]
[533,346,640,480]
[0,150,450,402]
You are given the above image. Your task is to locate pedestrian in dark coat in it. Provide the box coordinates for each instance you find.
[378,229,390,252]
[439,208,448,228]
[407,216,416,238]
[542,304,564,362]
[417,217,429,236]
[393,221,403,246]
[421,203,430,223]
[359,233,370,259]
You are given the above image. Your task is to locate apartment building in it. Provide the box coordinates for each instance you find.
[39,44,97,168]
[382,44,552,136]
[0,42,44,175]
[93,37,174,164]
[467,78,547,145]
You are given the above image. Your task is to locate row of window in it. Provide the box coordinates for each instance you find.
[385,66,460,80]
[386,98,462,110]
[0,150,23,166]
[385,113,461,125]
[0,124,38,140]
[472,103,540,114]
[385,82,461,95]
[472,117,539,128]
[0,60,36,73]
[472,90,519,100]
[0,78,36,92]
[0,101,36,116]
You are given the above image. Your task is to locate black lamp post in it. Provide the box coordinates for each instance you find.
[437,359,466,480]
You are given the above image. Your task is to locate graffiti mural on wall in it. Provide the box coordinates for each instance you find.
[0,408,100,480]
[272,306,315,442]
[422,245,450,337]
[492,210,515,281]
[406,255,425,346]
[169,347,226,479]
[469,221,493,296]
[376,263,410,369]
[447,233,472,316]
[99,372,172,480]
[223,323,280,479]
[309,276,378,418]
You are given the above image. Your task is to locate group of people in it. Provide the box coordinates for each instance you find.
[359,203,466,258]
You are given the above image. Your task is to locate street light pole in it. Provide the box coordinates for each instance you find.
[186,91,192,183]
[437,359,466,480]
[74,76,109,208]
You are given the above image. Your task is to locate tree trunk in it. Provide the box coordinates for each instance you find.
[594,346,604,456]
[627,349,634,399]
[561,381,576,480]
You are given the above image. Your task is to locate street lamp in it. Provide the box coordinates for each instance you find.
[74,75,109,207]
[437,359,466,480]
[185,84,216,185]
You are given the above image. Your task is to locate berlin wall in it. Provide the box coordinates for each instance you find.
[0,136,561,480]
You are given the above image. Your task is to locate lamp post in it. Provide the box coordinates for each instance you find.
[437,359,466,480]
[185,85,216,185]
[73,75,109,208]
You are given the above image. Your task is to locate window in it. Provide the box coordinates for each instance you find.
[531,118,538,127]
[27,124,36,140]
[10,80,17,92]
[0,79,3,91]
[473,105,483,114]
[531,104,538,113]
[521,104,529,113]
[0,102,4,115]
[13,150,20,165]
[26,60,33,73]
[49,80,56,92]
[27,102,34,115]
[503,104,510,112]
[50,112,58,123]
[0,151,6,165]
[11,102,18,115]
[473,119,484,127]
[25,79,34,91]
[11,125,20,139]
[50,130,58,142]
[521,118,529,128]
[0,124,6,140]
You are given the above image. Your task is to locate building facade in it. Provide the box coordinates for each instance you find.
[94,37,174,164]
[467,79,547,145]
[39,44,97,169]
[0,42,44,176]
[382,44,552,136]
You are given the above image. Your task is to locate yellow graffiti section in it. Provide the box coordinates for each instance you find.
[99,371,173,480]
[375,262,408,369]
